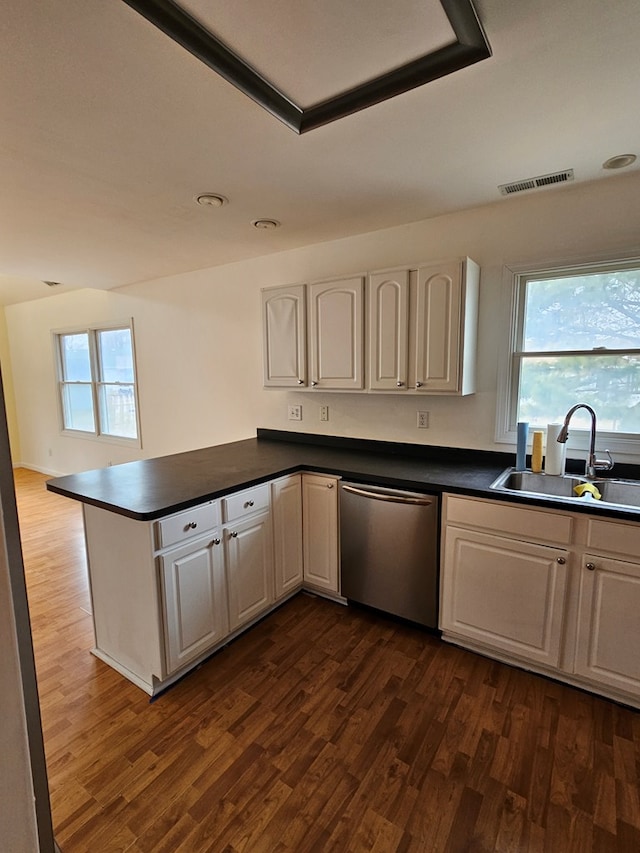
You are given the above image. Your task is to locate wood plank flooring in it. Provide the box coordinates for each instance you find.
[16,467,640,852]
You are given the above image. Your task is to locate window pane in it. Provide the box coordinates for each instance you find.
[60,333,92,381]
[518,354,640,432]
[61,383,95,432]
[523,270,640,352]
[97,328,134,382]
[98,384,137,438]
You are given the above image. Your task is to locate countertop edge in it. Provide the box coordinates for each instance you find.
[45,432,640,523]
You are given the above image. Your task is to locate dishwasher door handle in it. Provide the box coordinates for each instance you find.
[341,484,433,506]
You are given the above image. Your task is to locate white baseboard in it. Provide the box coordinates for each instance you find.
[13,462,67,477]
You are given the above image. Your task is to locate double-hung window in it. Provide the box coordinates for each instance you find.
[55,322,141,444]
[499,258,640,449]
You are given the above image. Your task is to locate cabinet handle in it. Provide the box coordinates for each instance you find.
[297,379,304,385]
[415,381,423,388]
[556,557,566,564]
[244,500,254,508]
[211,537,220,546]
[586,562,596,571]
[230,531,238,538]
[184,521,198,531]
[396,381,405,387]
[311,380,318,386]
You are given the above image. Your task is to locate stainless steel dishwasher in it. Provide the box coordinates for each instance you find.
[340,482,439,629]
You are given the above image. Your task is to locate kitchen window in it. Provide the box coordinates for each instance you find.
[497,258,640,448]
[55,322,141,444]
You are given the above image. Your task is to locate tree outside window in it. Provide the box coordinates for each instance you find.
[511,264,640,436]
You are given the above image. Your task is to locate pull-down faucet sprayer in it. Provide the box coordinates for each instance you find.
[556,403,614,479]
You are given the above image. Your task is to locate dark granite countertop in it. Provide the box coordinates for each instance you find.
[45,429,640,523]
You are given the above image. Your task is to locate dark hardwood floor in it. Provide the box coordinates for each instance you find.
[16,468,640,851]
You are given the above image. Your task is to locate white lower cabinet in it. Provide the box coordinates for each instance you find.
[225,510,274,631]
[271,475,304,599]
[574,554,640,695]
[441,527,568,667]
[441,494,640,708]
[160,533,228,674]
[302,473,340,595]
[572,513,640,697]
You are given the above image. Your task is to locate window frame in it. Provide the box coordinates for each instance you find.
[495,255,640,459]
[53,319,142,448]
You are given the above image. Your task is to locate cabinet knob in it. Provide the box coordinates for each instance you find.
[556,557,566,564]
[415,381,423,388]
[396,381,405,387]
[211,537,220,546]
[244,500,254,508]
[327,483,334,489]
[586,562,596,571]
[230,531,238,538]
[297,379,304,385]
[311,380,318,386]
[184,521,198,531]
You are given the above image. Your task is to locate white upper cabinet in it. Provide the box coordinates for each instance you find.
[262,284,307,387]
[262,258,478,393]
[412,262,463,393]
[368,270,410,391]
[368,258,479,395]
[308,276,364,390]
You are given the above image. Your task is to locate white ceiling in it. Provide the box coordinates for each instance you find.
[1,0,639,305]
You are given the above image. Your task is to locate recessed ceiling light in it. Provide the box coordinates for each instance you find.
[602,154,637,170]
[195,193,228,207]
[252,219,281,230]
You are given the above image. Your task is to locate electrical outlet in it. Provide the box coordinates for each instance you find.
[320,405,329,422]
[288,404,302,421]
[417,411,429,429]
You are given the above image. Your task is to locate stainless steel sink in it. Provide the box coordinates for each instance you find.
[591,478,640,508]
[489,468,640,509]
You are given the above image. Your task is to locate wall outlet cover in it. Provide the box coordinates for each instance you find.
[288,404,302,421]
[417,411,429,429]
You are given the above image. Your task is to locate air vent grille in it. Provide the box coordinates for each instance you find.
[499,169,574,196]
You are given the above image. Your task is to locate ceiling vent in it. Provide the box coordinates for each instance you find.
[499,169,574,196]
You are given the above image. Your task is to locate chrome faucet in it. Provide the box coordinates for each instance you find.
[556,403,614,478]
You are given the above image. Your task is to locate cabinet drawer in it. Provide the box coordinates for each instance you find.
[155,502,220,550]
[586,517,640,559]
[222,484,270,523]
[444,495,572,545]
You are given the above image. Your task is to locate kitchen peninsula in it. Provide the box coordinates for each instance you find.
[47,430,640,708]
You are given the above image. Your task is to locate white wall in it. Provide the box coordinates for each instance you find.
[7,171,640,476]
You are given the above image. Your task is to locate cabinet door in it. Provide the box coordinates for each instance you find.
[225,511,274,631]
[574,555,640,696]
[308,277,364,390]
[262,284,306,387]
[271,475,303,599]
[440,527,569,667]
[302,474,339,593]
[368,270,410,391]
[411,261,463,393]
[160,534,228,674]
